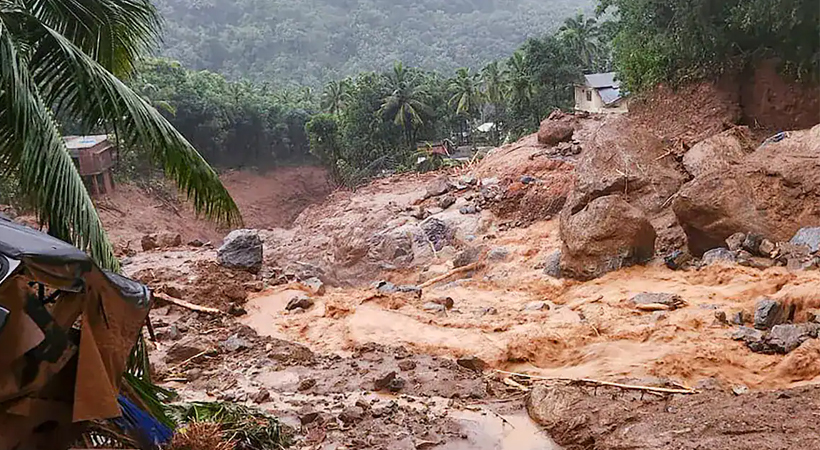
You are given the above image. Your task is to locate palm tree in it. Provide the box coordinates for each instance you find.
[379,62,429,148]
[0,0,240,271]
[481,61,506,143]
[320,79,349,115]
[505,50,532,108]
[558,13,601,68]
[448,67,482,119]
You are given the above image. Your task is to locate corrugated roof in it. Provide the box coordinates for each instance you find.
[598,87,623,105]
[64,135,109,150]
[583,72,620,89]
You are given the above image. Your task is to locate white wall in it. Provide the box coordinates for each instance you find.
[574,87,628,114]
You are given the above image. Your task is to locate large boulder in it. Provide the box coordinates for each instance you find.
[217,229,263,273]
[682,127,753,178]
[537,118,574,146]
[560,195,657,280]
[564,116,687,215]
[673,124,820,255]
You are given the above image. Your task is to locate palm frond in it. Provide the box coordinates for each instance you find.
[24,15,241,227]
[27,0,162,76]
[0,15,119,269]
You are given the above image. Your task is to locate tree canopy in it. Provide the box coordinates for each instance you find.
[153,0,595,86]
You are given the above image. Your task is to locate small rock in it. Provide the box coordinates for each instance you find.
[732,385,749,396]
[438,195,456,210]
[228,303,247,317]
[731,311,750,325]
[759,238,776,256]
[459,175,477,186]
[702,248,737,265]
[631,292,686,310]
[459,205,479,215]
[542,250,562,278]
[519,175,538,185]
[397,285,423,298]
[300,412,321,425]
[742,233,763,255]
[432,297,455,309]
[286,294,314,311]
[338,406,364,424]
[453,246,484,268]
[165,338,209,364]
[481,307,498,315]
[663,250,691,270]
[806,309,820,323]
[754,298,789,330]
[524,301,549,311]
[374,280,397,293]
[411,206,429,220]
[423,302,446,313]
[188,238,206,247]
[398,360,417,371]
[790,227,820,253]
[487,246,510,261]
[457,356,488,372]
[302,277,326,296]
[220,334,251,353]
[374,371,405,392]
[186,368,203,382]
[714,311,728,324]
[732,326,765,343]
[425,177,451,198]
[141,234,158,251]
[725,233,746,252]
[251,389,270,404]
[651,311,669,322]
[244,281,264,292]
[160,324,182,341]
[298,378,317,391]
[371,401,397,418]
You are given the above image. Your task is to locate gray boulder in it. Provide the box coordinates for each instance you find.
[218,229,263,273]
[790,227,820,253]
[702,248,737,266]
[420,218,452,251]
[754,298,791,330]
[767,324,820,354]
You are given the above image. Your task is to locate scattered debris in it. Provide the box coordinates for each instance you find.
[286,294,314,311]
[302,277,326,296]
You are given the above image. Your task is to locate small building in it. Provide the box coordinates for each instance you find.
[64,135,117,195]
[574,72,628,114]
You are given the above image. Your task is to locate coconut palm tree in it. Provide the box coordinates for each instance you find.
[379,61,429,148]
[320,79,350,115]
[0,0,240,271]
[505,50,532,108]
[558,13,601,68]
[448,67,482,119]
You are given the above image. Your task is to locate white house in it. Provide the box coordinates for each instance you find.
[574,72,628,114]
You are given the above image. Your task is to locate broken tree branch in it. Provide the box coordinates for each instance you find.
[154,293,222,315]
[493,369,698,395]
[419,262,484,289]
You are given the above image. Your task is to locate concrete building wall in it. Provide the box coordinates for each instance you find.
[574,87,629,114]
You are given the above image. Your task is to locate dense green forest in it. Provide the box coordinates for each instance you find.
[153,0,594,86]
[132,0,819,187]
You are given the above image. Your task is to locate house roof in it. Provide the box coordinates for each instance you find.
[64,135,110,150]
[583,72,620,89]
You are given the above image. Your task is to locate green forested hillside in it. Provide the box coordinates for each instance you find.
[154,0,593,85]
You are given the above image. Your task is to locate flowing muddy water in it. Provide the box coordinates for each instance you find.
[242,263,820,391]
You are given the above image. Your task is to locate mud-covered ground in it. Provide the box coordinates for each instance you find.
[112,106,820,448]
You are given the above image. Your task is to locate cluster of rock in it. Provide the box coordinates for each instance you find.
[732,298,820,354]
[700,227,820,270]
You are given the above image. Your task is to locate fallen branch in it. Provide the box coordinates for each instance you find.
[494,369,698,395]
[154,293,222,315]
[635,303,672,312]
[419,262,484,289]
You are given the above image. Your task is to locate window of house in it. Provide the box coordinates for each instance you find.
[586,90,593,102]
